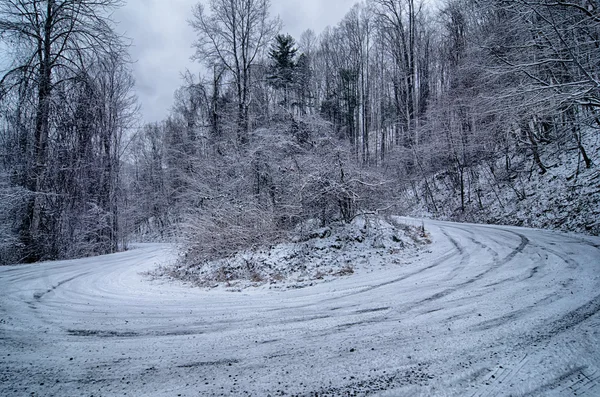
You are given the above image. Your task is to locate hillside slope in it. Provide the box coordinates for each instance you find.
[402,130,600,235]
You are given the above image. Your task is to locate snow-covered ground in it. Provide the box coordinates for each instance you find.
[1,219,600,396]
[159,216,431,290]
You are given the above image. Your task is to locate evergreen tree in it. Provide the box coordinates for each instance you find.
[268,34,298,109]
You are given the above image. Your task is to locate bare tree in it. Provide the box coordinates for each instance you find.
[0,0,131,262]
[477,0,599,168]
[372,0,430,143]
[189,0,280,145]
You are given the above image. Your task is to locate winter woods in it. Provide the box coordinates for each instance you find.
[1,0,598,265]
[0,0,135,263]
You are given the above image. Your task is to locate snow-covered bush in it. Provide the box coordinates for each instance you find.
[161,215,431,289]
[178,115,390,266]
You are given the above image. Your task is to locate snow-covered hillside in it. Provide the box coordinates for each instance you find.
[403,131,600,235]
[1,219,599,396]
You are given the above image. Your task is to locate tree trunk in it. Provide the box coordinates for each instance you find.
[568,109,593,169]
[25,0,55,262]
[525,123,547,174]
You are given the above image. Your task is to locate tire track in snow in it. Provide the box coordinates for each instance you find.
[528,294,600,345]
[526,366,589,396]
[316,223,473,308]
[1,227,599,397]
[567,369,600,396]
[470,294,556,332]
[468,295,600,397]
[413,226,529,307]
[268,246,460,312]
[32,273,91,301]
[470,354,530,397]
[439,227,472,281]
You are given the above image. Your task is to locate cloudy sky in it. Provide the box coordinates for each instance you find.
[114,0,357,124]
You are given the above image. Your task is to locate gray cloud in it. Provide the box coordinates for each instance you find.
[115,0,356,124]
[272,0,357,38]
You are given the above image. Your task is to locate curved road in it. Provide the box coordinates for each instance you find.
[1,219,600,396]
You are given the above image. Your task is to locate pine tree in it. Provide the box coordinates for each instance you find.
[268,34,298,109]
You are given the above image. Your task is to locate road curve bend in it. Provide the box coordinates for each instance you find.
[1,220,600,396]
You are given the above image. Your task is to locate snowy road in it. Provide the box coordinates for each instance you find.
[1,220,600,396]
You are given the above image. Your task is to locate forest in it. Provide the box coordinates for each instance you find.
[1,0,599,265]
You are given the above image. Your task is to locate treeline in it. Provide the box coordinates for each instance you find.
[1,0,598,264]
[0,0,136,264]
[129,0,598,263]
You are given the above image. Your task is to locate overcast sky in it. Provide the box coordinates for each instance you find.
[114,0,357,124]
